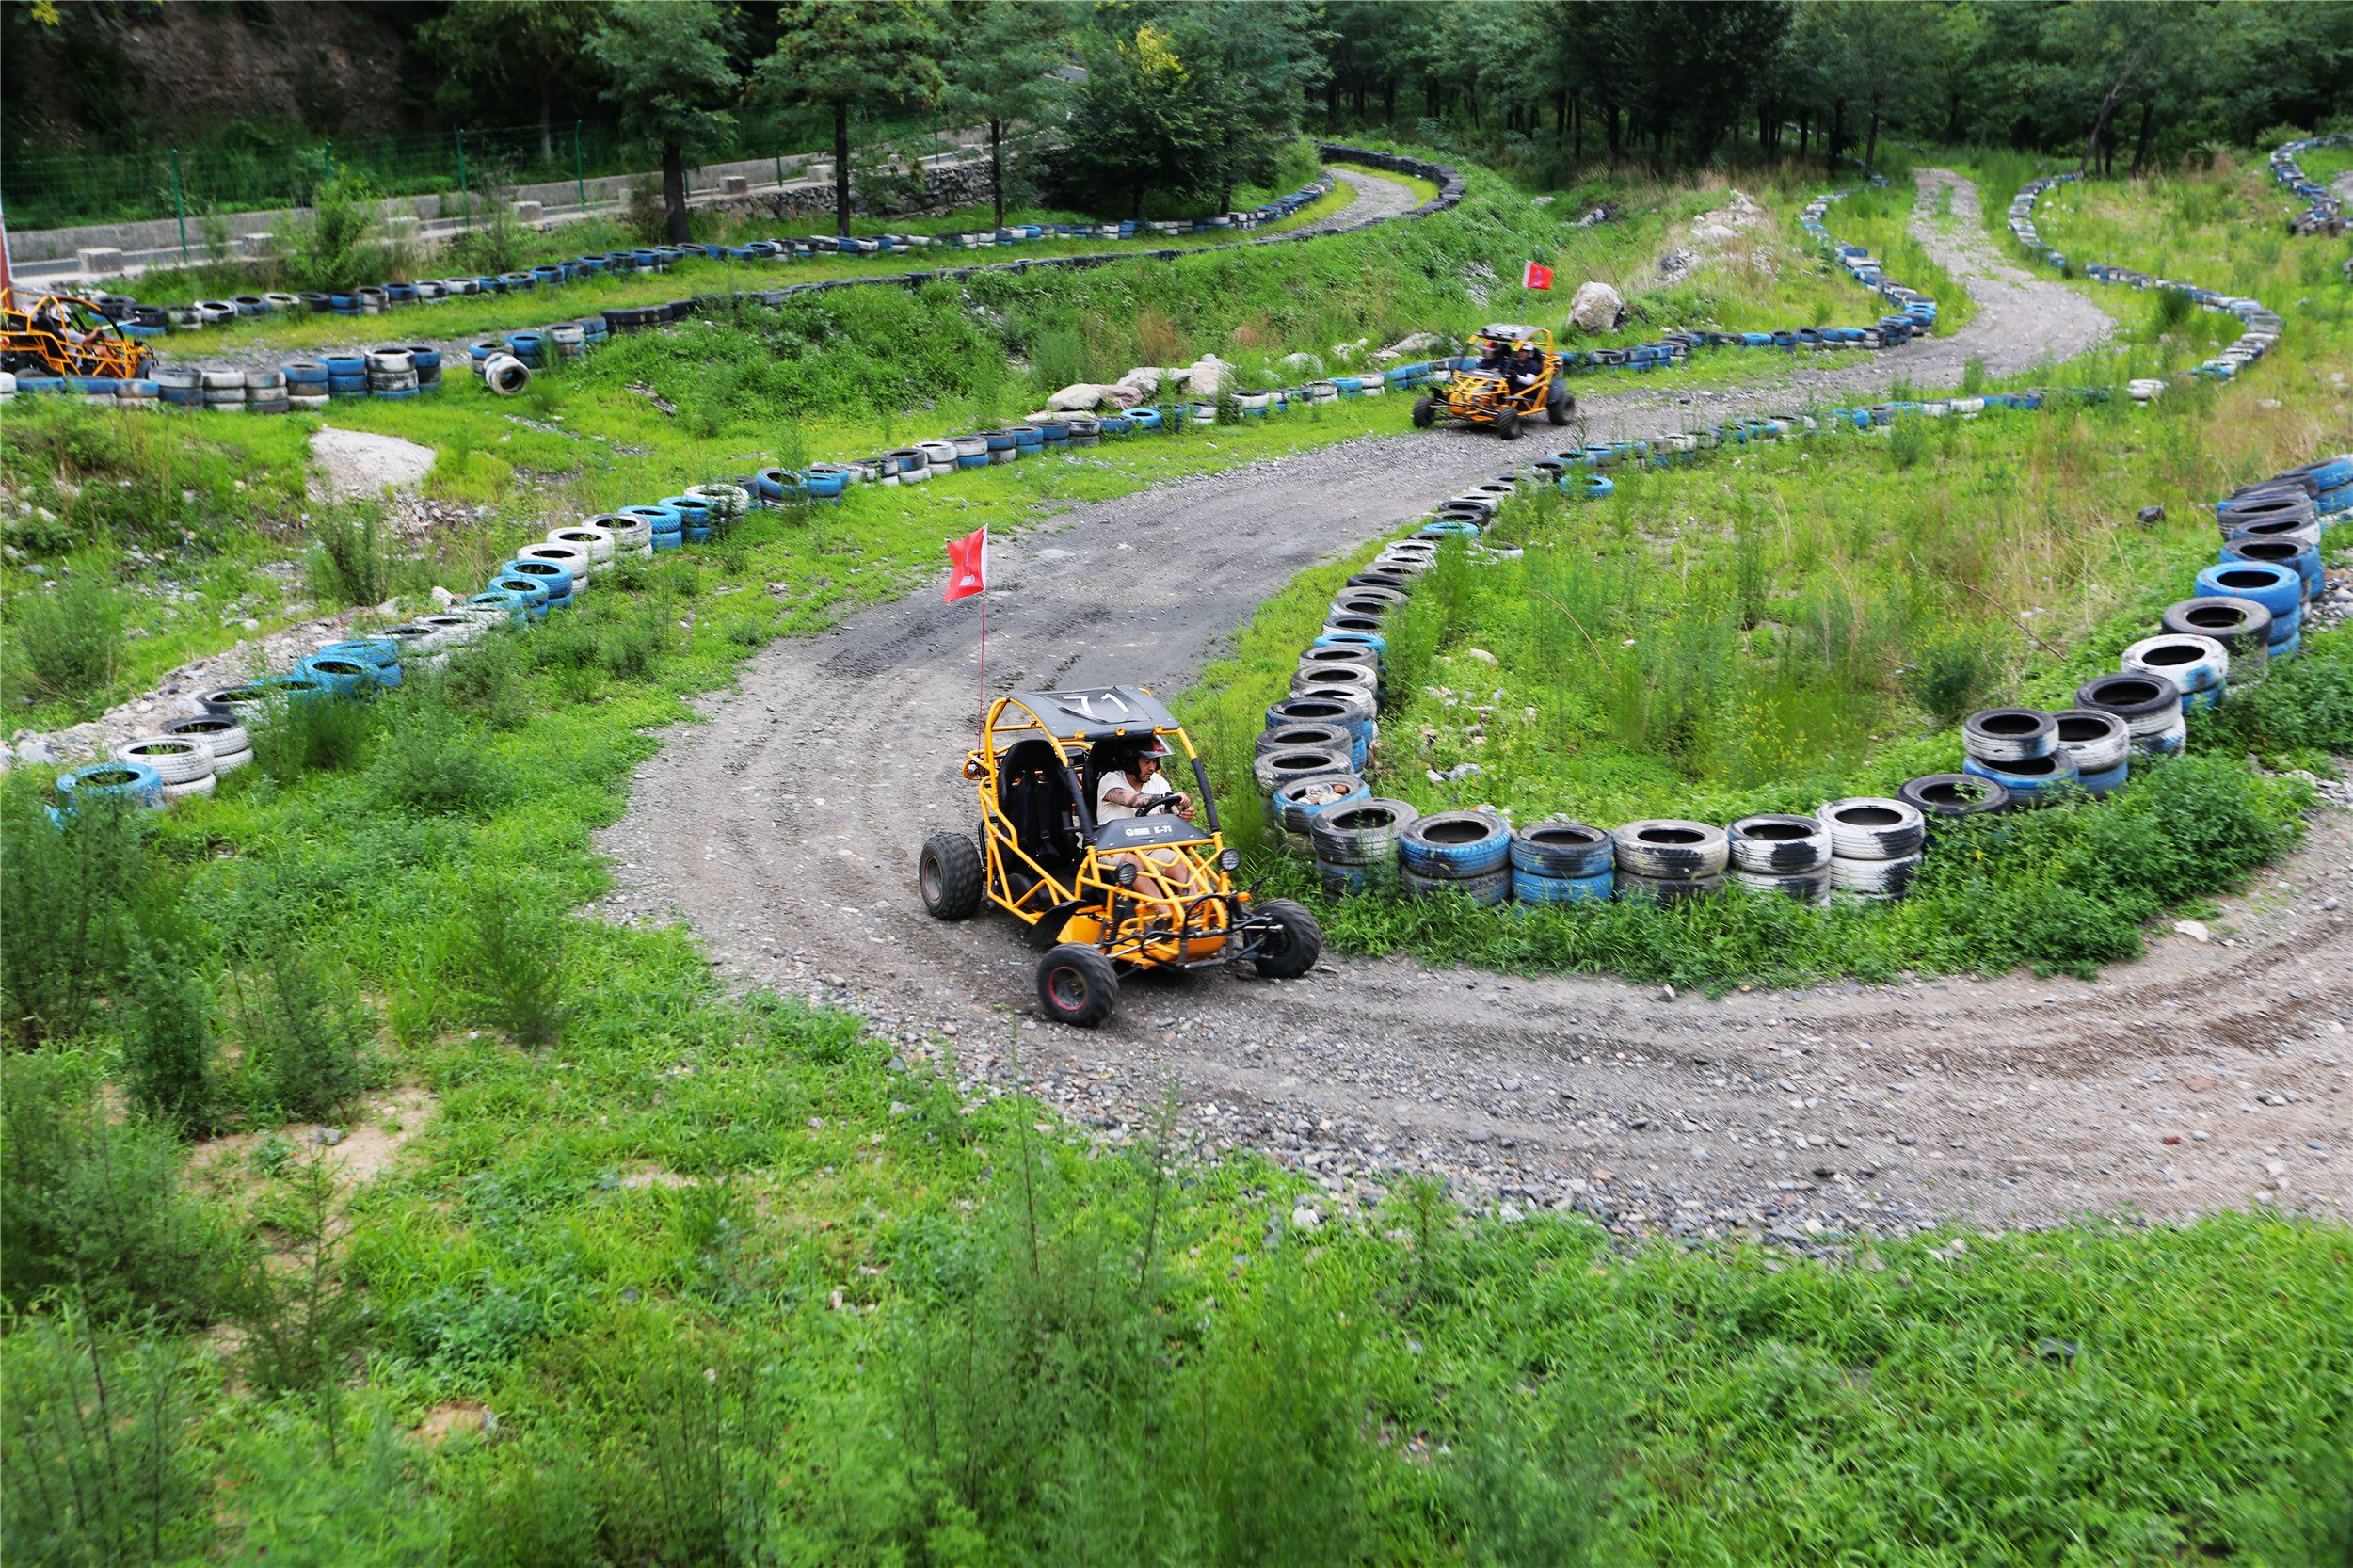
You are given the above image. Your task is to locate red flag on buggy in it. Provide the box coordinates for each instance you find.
[1523,260,1554,290]
[943,526,987,602]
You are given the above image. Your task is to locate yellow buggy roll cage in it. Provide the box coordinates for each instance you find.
[963,690,1251,968]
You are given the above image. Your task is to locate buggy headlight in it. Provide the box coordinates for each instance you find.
[1116,863,1137,888]
[1220,849,1241,872]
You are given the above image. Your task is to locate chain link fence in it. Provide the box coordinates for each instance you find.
[3,113,955,233]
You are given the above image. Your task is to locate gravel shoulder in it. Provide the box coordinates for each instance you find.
[595,177,2352,1240]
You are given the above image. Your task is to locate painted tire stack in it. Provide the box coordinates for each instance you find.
[1817,797,1926,903]
[1309,799,1416,895]
[1610,821,1729,904]
[1726,814,1833,904]
[1398,811,1513,905]
[1959,708,2080,804]
[1509,820,1615,904]
[111,734,216,804]
[366,349,420,400]
[160,712,252,776]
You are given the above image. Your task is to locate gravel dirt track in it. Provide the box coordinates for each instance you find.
[600,171,2351,1239]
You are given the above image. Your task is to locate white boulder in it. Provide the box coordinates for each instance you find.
[1567,280,1625,333]
[1047,382,1108,411]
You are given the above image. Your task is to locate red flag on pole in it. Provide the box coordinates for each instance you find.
[943,525,987,602]
[1522,260,1554,291]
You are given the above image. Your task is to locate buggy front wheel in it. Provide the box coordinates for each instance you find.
[1494,407,1521,440]
[1037,944,1120,1027]
[1411,396,1437,429]
[1249,899,1323,980]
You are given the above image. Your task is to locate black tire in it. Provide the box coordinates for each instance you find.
[1547,383,1574,425]
[1412,396,1437,429]
[1251,900,1323,979]
[1037,944,1119,1027]
[1494,407,1521,440]
[919,832,984,920]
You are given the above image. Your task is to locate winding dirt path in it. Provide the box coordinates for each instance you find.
[598,172,2351,1239]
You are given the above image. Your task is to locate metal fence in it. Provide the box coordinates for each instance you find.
[2,112,953,233]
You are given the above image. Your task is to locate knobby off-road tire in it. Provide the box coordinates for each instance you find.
[1547,383,1574,425]
[1494,407,1522,440]
[1412,396,1438,429]
[1038,944,1119,1028]
[919,833,984,920]
[1251,899,1323,980]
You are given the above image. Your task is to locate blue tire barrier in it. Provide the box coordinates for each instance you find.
[488,573,552,617]
[56,760,165,810]
[2121,634,2227,708]
[318,637,401,672]
[684,526,712,544]
[651,529,684,552]
[621,503,682,535]
[1128,406,1163,431]
[2075,673,2183,754]
[1403,865,1513,905]
[2053,709,2132,777]
[1511,867,1616,904]
[2270,628,2301,662]
[2219,536,2325,600]
[294,654,378,696]
[500,560,573,609]
[373,385,419,400]
[283,361,328,389]
[468,589,533,620]
[1012,425,1045,452]
[1272,773,1370,835]
[1961,750,2081,805]
[661,495,715,530]
[1510,820,1615,879]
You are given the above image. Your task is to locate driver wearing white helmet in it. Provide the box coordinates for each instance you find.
[1096,733,1193,823]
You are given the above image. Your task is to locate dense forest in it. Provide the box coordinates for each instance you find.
[4,0,2349,227]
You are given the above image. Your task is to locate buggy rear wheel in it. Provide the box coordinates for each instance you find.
[1411,395,1437,429]
[919,832,984,920]
[1547,384,1574,425]
[1249,899,1323,980]
[1037,944,1120,1027]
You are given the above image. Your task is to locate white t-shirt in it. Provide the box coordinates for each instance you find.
[1096,768,1172,823]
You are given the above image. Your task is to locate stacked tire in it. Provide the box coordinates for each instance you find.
[1960,707,2079,803]
[1510,819,1614,904]
[245,367,289,415]
[325,355,367,398]
[367,348,420,399]
[2160,597,2271,688]
[1309,798,1415,895]
[1816,797,1925,902]
[199,365,244,408]
[1398,811,1512,905]
[2075,673,2184,757]
[1726,813,1832,903]
[1611,820,1727,903]
[285,361,329,410]
[161,712,251,776]
[113,734,216,805]
[2194,560,2305,664]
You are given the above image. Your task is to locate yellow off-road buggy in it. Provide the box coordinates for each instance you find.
[918,685,1323,1028]
[1412,323,1573,440]
[0,289,156,380]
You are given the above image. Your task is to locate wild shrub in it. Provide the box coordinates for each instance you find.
[0,782,152,1047]
[248,939,373,1120]
[120,941,218,1136]
[366,702,513,818]
[307,508,396,609]
[419,633,533,731]
[469,880,567,1050]
[250,690,381,784]
[232,1146,363,1457]
[2200,628,2350,759]
[0,1052,222,1324]
[0,1311,209,1568]
[1902,624,2008,728]
[3,569,123,707]
[1886,414,1930,470]
[2151,285,2198,336]
[280,169,384,292]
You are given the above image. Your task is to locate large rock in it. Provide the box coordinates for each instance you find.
[1116,366,1162,397]
[1047,382,1108,411]
[1184,355,1229,397]
[1566,280,1625,333]
[1276,350,1324,376]
[1100,382,1145,408]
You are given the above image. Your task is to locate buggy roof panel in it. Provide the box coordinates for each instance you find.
[1006,685,1181,741]
[1478,323,1540,341]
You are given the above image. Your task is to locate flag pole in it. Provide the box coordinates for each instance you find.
[977,574,988,745]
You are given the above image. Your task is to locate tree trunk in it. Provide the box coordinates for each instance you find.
[1945,88,1963,144]
[2078,45,2147,177]
[1383,77,1395,122]
[989,119,1004,229]
[1604,100,1622,161]
[2130,98,2155,176]
[1798,106,1810,160]
[1572,90,1583,163]
[1131,181,1144,222]
[1555,87,1568,146]
[1758,100,1771,158]
[1865,101,1881,178]
[1828,99,1845,173]
[833,101,853,238]
[662,142,689,243]
[539,79,555,166]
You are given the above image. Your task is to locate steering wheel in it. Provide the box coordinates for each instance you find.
[1135,793,1187,815]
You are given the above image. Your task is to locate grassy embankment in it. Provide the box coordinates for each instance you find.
[1182,152,2351,989]
[8,148,1954,731]
[8,148,2351,1567]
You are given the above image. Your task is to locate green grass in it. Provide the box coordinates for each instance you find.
[7,147,2352,1561]
[1176,152,2352,988]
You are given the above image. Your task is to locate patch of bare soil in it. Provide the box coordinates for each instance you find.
[191,1087,437,1192]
